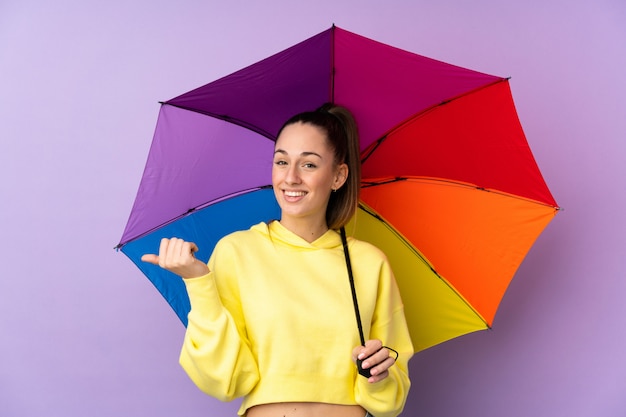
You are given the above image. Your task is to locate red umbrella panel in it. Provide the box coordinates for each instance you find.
[117,26,559,352]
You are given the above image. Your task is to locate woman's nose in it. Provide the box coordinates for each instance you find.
[285,165,301,184]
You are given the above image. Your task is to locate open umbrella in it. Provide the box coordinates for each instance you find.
[117,26,559,352]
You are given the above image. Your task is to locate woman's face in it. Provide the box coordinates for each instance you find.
[272,122,347,229]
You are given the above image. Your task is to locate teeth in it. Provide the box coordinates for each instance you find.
[285,191,306,197]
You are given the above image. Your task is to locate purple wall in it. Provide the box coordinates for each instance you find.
[1,1,624,416]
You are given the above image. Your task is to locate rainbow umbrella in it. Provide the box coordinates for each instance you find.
[117,26,559,352]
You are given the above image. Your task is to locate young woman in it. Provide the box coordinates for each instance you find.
[142,104,414,417]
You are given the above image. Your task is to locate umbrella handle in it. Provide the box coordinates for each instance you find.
[340,227,366,345]
[340,227,371,378]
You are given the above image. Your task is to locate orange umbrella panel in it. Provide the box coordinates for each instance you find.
[354,178,558,351]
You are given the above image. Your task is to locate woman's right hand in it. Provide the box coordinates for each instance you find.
[141,237,209,279]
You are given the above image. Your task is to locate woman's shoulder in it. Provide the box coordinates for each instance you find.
[347,235,388,261]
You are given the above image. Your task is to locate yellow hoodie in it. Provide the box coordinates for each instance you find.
[180,221,413,417]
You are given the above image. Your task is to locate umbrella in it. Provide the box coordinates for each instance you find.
[117,26,559,353]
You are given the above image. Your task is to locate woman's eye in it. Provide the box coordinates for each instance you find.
[274,160,287,166]
[303,163,316,168]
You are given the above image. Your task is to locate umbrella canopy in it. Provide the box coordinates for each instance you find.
[117,26,559,352]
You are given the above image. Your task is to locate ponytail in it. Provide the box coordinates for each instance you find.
[323,105,361,229]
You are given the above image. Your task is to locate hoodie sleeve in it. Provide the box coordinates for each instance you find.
[354,257,414,417]
[179,240,259,401]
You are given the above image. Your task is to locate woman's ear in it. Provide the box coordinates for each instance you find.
[333,163,349,190]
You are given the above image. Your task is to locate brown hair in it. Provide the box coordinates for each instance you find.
[276,103,361,230]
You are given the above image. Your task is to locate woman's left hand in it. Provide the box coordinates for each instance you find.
[352,339,396,383]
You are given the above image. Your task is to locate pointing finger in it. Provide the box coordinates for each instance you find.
[141,254,159,265]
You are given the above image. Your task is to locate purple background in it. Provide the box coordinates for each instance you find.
[1,1,624,416]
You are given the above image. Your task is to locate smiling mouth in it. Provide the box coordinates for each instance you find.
[284,190,307,197]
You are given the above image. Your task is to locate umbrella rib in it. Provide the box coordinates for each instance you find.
[361,78,510,165]
[160,102,278,140]
[362,177,560,210]
[115,185,273,249]
[330,24,336,103]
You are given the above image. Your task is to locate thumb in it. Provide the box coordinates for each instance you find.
[141,254,160,265]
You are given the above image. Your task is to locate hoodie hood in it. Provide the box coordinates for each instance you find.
[251,221,343,250]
